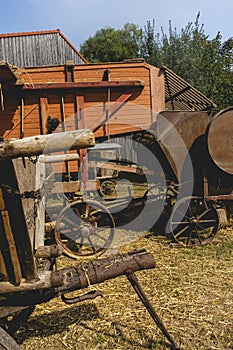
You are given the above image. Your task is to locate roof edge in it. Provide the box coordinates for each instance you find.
[0,29,60,38]
[57,30,88,64]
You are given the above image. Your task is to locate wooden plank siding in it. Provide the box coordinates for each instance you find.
[1,62,164,139]
[0,61,165,175]
[0,30,87,68]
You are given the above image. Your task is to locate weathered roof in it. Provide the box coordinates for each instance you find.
[161,65,216,111]
[0,29,87,68]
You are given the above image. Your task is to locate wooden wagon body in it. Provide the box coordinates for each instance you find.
[0,61,164,138]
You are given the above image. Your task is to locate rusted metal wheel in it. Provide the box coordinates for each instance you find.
[0,327,21,350]
[170,196,219,246]
[99,179,117,197]
[55,200,115,258]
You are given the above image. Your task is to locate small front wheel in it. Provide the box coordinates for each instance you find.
[99,179,117,197]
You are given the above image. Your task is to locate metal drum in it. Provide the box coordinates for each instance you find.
[207,107,233,175]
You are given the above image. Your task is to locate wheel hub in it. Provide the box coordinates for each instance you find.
[79,223,92,237]
[190,217,198,224]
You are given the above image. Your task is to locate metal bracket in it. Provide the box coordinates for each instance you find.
[61,290,103,304]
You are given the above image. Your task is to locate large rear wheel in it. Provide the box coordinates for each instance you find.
[170,196,219,246]
[55,200,115,258]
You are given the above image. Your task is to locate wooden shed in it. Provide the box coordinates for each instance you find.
[0,29,87,67]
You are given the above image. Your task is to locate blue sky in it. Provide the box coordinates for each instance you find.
[0,0,232,49]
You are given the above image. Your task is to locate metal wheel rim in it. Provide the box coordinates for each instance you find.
[55,199,115,258]
[170,196,219,246]
[99,180,116,197]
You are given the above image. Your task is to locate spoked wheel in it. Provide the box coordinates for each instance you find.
[55,200,115,258]
[99,180,117,197]
[170,196,219,246]
[0,327,21,350]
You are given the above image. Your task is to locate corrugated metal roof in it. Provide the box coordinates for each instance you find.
[0,29,87,67]
[161,66,216,111]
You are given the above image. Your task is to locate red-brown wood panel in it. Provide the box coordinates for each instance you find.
[0,61,165,177]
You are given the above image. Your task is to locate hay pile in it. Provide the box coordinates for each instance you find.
[15,223,233,350]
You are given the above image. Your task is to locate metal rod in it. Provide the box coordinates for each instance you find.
[125,270,179,350]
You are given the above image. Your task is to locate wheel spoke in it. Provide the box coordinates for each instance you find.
[173,224,190,239]
[86,236,94,247]
[186,232,193,245]
[61,215,81,228]
[85,204,91,220]
[193,226,203,244]
[176,208,190,221]
[91,232,110,243]
[89,213,104,223]
[76,236,84,252]
[198,219,217,224]
[73,206,82,218]
[198,208,211,220]
[172,221,189,225]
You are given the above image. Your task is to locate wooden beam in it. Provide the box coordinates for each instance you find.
[93,161,154,176]
[0,129,95,159]
[39,96,48,135]
[0,189,22,285]
[77,94,88,181]
[40,153,80,163]
[77,94,85,128]
[59,95,70,177]
[51,180,80,193]
[20,81,144,91]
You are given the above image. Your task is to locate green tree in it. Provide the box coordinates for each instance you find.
[140,19,160,64]
[80,14,233,110]
[141,13,233,110]
[80,23,143,63]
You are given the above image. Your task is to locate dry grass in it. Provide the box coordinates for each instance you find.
[15,223,233,350]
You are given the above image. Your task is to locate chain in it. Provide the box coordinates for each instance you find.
[28,155,39,164]
[1,184,41,200]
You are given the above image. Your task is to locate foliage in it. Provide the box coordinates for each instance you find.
[79,14,233,110]
[79,23,143,63]
[142,13,233,110]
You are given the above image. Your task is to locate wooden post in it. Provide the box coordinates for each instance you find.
[0,188,22,285]
[35,160,45,249]
[77,94,88,184]
[39,96,49,135]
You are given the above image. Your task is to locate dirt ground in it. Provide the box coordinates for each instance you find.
[15,222,233,350]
